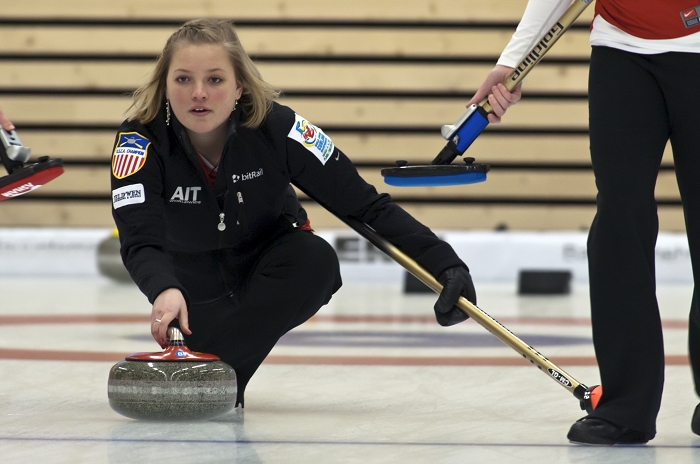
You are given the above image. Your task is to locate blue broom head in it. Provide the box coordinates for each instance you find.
[382,163,489,187]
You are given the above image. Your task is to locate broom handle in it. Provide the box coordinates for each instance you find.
[341,216,590,400]
[481,0,593,113]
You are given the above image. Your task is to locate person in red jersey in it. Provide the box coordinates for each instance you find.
[472,0,700,445]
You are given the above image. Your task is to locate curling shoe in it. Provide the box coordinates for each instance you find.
[691,404,700,436]
[567,417,651,445]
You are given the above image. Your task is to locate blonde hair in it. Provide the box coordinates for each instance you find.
[127,18,279,128]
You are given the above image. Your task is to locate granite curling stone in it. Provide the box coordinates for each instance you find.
[108,327,237,421]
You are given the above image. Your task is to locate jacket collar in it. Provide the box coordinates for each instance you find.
[169,107,241,159]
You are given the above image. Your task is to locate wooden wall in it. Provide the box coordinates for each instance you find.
[0,1,684,231]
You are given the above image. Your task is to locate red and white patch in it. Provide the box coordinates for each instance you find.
[681,7,700,28]
[112,132,151,179]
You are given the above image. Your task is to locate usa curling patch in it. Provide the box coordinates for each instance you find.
[112,132,151,179]
[288,114,335,165]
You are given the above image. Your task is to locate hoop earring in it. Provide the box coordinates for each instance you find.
[166,100,171,126]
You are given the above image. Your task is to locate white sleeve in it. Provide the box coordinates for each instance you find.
[497,0,574,68]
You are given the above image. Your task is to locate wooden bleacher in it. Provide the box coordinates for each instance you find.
[0,0,683,230]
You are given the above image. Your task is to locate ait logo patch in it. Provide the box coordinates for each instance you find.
[112,132,151,179]
[681,6,700,28]
[287,114,335,165]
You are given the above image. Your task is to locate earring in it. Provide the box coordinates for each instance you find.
[165,100,171,126]
[233,100,238,112]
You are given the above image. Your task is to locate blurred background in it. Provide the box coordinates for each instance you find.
[0,0,689,285]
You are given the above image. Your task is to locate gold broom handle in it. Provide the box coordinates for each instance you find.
[481,0,593,113]
[343,217,587,396]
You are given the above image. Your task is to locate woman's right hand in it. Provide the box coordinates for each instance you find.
[151,288,192,348]
[0,106,15,131]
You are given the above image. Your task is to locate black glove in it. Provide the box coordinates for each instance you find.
[433,266,476,326]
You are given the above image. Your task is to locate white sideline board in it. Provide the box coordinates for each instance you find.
[0,228,692,284]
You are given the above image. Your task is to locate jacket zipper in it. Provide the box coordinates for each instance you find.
[217,212,226,231]
[217,189,230,249]
[218,191,243,235]
[236,191,243,226]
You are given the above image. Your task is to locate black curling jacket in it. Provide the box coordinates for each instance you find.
[111,102,466,306]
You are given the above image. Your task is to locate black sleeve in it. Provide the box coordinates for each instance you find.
[110,123,190,307]
[277,107,466,277]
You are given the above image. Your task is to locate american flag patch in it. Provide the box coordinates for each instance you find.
[112,132,151,179]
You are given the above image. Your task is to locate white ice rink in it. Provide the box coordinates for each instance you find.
[0,274,699,463]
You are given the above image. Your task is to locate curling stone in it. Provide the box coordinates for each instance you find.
[108,327,237,421]
[97,229,133,283]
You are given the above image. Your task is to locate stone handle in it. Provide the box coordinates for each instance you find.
[167,327,185,345]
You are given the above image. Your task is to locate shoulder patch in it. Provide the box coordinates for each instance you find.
[112,183,145,209]
[112,132,151,179]
[287,114,335,165]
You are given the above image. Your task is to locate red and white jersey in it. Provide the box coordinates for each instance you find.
[595,0,699,40]
[592,0,700,53]
[498,0,700,67]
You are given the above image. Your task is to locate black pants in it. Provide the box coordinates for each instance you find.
[587,46,700,436]
[178,228,342,406]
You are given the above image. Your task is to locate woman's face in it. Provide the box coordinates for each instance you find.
[165,43,242,137]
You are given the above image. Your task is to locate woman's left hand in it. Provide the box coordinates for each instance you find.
[433,266,476,326]
[467,65,522,124]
